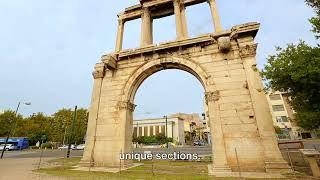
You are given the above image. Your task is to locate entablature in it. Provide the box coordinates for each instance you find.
[119,0,207,22]
[103,22,260,61]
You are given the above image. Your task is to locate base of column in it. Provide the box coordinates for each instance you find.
[79,159,95,167]
[208,164,232,176]
[76,162,142,173]
[265,161,292,173]
[208,164,286,178]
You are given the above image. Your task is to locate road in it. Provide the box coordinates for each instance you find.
[1,146,212,159]
[2,140,320,159]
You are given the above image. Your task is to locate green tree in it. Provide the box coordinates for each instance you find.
[50,108,88,145]
[306,0,320,39]
[15,113,51,145]
[0,111,23,137]
[262,42,320,130]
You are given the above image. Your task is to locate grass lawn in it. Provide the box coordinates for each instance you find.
[36,157,231,179]
[35,157,306,180]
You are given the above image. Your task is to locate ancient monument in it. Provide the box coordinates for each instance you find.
[81,0,290,176]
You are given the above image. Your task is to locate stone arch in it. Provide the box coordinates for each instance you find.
[121,56,211,103]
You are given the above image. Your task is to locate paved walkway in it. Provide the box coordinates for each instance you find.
[0,157,64,180]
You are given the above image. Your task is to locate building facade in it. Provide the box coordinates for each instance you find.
[266,91,317,139]
[133,117,185,145]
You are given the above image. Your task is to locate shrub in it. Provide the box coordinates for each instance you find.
[41,142,52,149]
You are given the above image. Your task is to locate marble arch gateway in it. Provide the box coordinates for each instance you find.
[80,0,290,176]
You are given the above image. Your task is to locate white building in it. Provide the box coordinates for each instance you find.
[133,116,185,145]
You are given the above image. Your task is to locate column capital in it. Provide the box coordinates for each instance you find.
[118,18,124,25]
[173,0,183,7]
[92,63,106,79]
[118,101,137,112]
[239,44,258,58]
[205,90,220,104]
[142,7,151,19]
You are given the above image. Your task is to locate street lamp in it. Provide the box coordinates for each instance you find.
[1,102,31,159]
[163,115,168,148]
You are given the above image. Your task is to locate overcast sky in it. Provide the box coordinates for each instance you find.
[0,0,317,119]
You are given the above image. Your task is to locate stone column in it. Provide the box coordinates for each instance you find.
[80,63,106,167]
[180,4,188,38]
[115,19,125,52]
[173,0,184,40]
[141,7,153,47]
[206,91,232,174]
[207,0,222,32]
[240,41,290,173]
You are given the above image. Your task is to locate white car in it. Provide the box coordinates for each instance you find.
[0,144,18,151]
[58,144,75,150]
[76,144,85,150]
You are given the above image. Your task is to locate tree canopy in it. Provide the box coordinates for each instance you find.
[0,108,88,145]
[306,0,320,39]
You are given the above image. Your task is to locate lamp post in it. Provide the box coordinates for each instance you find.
[66,106,77,158]
[163,115,168,148]
[1,101,31,159]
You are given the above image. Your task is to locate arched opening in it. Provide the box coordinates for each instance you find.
[121,58,213,172]
[132,69,210,146]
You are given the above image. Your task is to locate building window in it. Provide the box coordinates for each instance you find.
[276,116,288,122]
[269,94,281,100]
[272,105,285,111]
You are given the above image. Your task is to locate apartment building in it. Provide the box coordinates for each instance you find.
[266,91,317,139]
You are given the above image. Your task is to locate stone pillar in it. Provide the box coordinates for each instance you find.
[115,19,125,52]
[141,7,153,47]
[207,0,222,32]
[118,101,136,167]
[206,91,232,174]
[173,0,184,40]
[306,157,320,177]
[239,41,290,173]
[180,4,188,38]
[80,63,106,167]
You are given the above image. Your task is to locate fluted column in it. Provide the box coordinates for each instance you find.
[115,19,125,52]
[141,7,153,47]
[173,0,184,40]
[208,0,222,32]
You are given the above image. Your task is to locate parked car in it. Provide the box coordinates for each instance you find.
[193,140,205,146]
[58,144,75,150]
[0,144,18,151]
[75,144,85,150]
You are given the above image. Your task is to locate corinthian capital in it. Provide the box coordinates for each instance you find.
[118,101,137,112]
[92,63,106,79]
[205,91,220,104]
[239,44,258,58]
